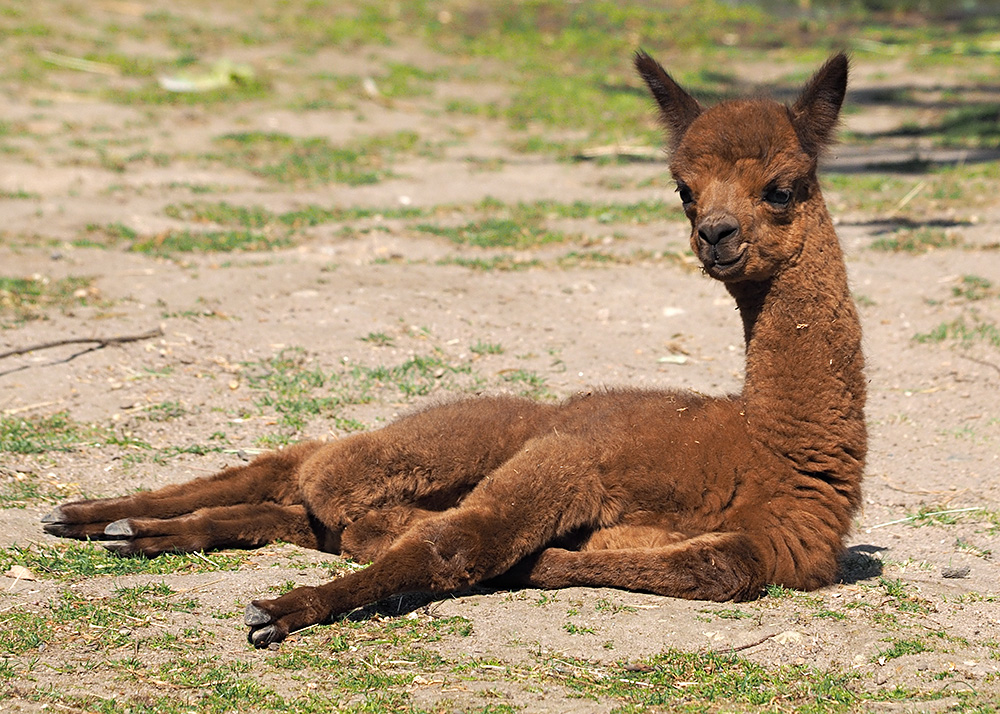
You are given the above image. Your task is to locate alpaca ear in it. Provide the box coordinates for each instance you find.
[789,52,849,158]
[634,50,703,151]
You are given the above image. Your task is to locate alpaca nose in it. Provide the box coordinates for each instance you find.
[697,214,740,246]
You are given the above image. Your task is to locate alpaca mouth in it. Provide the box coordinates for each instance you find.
[705,250,747,278]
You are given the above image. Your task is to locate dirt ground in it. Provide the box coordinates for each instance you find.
[1,7,999,712]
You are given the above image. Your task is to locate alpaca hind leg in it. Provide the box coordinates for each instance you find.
[245,433,613,646]
[520,531,770,602]
[42,441,323,541]
[297,395,553,532]
[100,502,331,557]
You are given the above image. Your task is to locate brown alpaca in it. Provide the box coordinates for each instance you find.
[42,51,866,648]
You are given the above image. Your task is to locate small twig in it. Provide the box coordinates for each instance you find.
[2,400,61,416]
[959,353,1000,377]
[867,507,983,531]
[712,632,776,654]
[0,327,163,360]
[190,551,219,569]
[892,179,926,213]
[39,50,119,76]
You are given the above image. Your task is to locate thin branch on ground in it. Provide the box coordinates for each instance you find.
[711,632,777,654]
[0,327,163,360]
[959,353,1000,377]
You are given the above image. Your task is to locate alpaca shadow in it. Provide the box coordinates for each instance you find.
[838,544,885,585]
[342,588,491,622]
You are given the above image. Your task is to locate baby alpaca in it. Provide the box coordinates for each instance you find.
[43,50,866,648]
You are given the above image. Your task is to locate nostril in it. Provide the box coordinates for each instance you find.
[718,226,737,242]
[697,217,740,246]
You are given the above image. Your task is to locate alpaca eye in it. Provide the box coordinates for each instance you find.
[677,184,694,205]
[764,187,792,207]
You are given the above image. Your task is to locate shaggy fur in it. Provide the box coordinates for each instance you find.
[43,51,866,648]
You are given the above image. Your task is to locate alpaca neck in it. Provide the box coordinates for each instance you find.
[729,207,866,475]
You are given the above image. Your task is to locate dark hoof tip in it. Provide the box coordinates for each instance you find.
[244,603,272,627]
[41,507,65,524]
[249,625,282,648]
[102,541,131,555]
[42,523,69,537]
[104,519,134,538]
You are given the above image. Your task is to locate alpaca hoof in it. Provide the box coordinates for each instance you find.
[42,521,71,537]
[249,625,283,648]
[104,519,134,538]
[244,603,272,627]
[41,506,65,524]
[246,603,286,648]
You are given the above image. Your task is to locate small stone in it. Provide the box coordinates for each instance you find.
[942,565,970,579]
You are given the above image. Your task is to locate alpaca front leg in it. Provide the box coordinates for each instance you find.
[42,441,322,542]
[244,556,410,647]
[244,508,498,647]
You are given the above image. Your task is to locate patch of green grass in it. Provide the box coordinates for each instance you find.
[594,598,637,615]
[0,604,51,655]
[500,369,551,399]
[563,622,597,635]
[952,275,995,301]
[164,201,276,228]
[0,541,251,581]
[824,161,1000,218]
[245,347,366,439]
[873,637,931,662]
[915,314,1000,349]
[0,275,95,323]
[0,187,38,199]
[376,61,448,98]
[129,229,292,255]
[419,197,683,249]
[876,576,934,615]
[895,104,1000,148]
[470,341,504,355]
[359,331,395,347]
[141,401,188,422]
[417,217,570,249]
[0,412,86,454]
[543,648,866,711]
[903,505,967,527]
[277,203,429,228]
[0,472,62,508]
[870,227,962,253]
[212,130,421,186]
[436,255,541,271]
[244,348,480,442]
[423,1,765,146]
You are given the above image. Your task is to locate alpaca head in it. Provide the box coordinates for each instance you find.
[635,52,848,283]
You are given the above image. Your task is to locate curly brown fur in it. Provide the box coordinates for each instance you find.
[44,51,865,648]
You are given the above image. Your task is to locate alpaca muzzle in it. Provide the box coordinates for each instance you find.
[695,212,745,274]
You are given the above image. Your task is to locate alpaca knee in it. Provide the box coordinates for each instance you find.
[397,511,497,592]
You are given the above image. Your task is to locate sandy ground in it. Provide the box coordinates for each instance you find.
[0,25,999,712]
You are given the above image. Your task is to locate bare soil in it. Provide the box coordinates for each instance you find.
[1,25,999,713]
